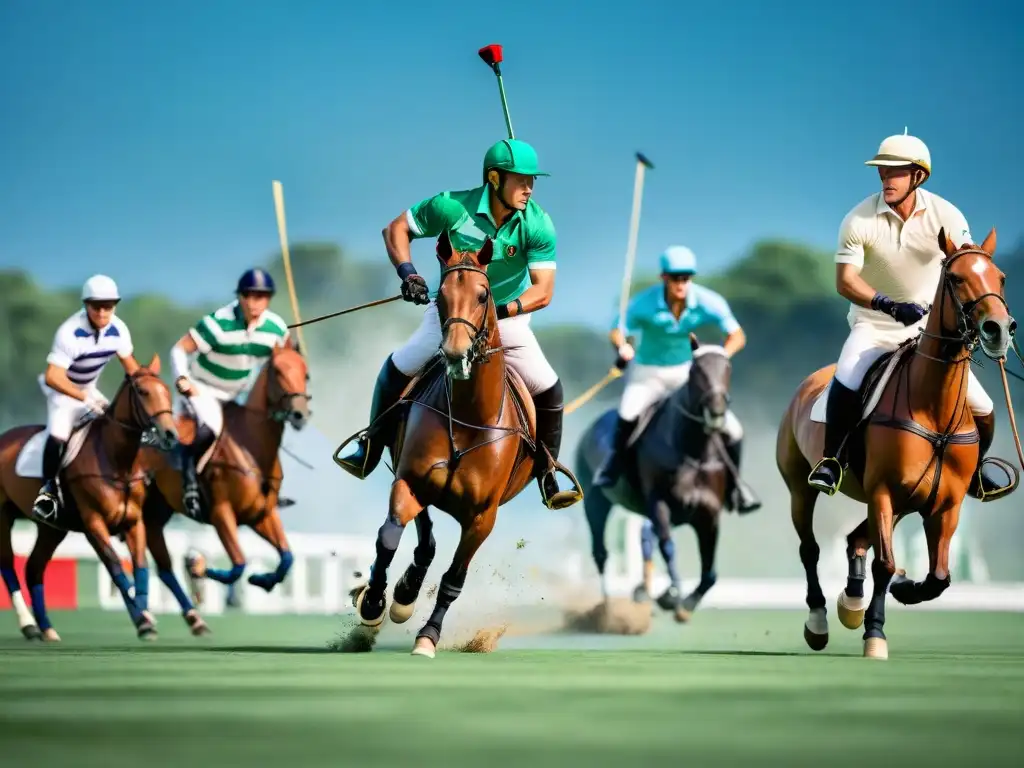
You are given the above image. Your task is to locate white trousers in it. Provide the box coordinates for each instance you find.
[173,380,235,436]
[391,301,559,395]
[38,376,99,442]
[618,361,744,442]
[835,320,993,416]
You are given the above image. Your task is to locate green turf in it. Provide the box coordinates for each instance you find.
[1,608,1022,767]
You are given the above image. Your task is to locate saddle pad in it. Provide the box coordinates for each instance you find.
[810,344,911,424]
[15,422,94,479]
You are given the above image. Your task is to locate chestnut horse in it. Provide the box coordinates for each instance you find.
[140,344,310,631]
[345,233,563,658]
[0,356,179,641]
[777,228,1017,659]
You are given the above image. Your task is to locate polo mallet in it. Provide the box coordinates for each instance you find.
[478,44,514,139]
[617,152,655,335]
[271,180,308,356]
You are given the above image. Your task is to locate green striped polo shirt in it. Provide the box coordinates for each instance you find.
[188,301,290,396]
[406,184,557,306]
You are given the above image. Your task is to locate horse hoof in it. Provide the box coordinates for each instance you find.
[42,628,61,642]
[803,625,829,651]
[411,638,436,659]
[354,586,386,628]
[137,623,158,641]
[803,608,828,651]
[142,610,158,627]
[863,637,888,660]
[21,625,42,641]
[389,600,416,624]
[674,607,692,623]
[836,591,866,630]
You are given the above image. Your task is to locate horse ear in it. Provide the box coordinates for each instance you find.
[981,227,997,255]
[937,227,956,258]
[689,333,700,352]
[148,353,161,374]
[436,230,453,264]
[478,237,494,267]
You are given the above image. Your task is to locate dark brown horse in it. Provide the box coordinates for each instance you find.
[345,233,548,657]
[575,334,742,623]
[140,345,311,632]
[0,356,178,641]
[777,228,1017,659]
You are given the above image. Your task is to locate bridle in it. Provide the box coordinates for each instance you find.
[917,246,1009,364]
[265,356,312,423]
[102,369,176,449]
[437,260,495,367]
[674,350,732,433]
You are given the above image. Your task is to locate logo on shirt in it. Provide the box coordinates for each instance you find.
[505,244,516,258]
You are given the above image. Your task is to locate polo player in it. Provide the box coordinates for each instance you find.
[592,246,761,513]
[169,268,292,517]
[807,131,1013,501]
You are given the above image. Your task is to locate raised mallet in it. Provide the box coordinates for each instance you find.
[478,43,514,140]
[617,152,655,335]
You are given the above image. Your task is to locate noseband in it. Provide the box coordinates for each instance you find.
[103,369,174,445]
[438,261,493,365]
[267,361,311,422]
[919,246,1008,361]
[675,353,732,431]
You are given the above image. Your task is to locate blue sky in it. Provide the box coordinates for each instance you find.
[2,0,1021,328]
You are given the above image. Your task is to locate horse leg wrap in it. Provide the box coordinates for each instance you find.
[158,569,194,612]
[0,566,20,595]
[272,550,294,582]
[696,570,718,595]
[919,572,951,601]
[134,566,150,613]
[640,519,656,560]
[29,584,52,631]
[204,562,246,584]
[110,566,144,625]
[368,515,405,591]
[657,535,680,588]
[845,553,866,599]
[418,578,463,645]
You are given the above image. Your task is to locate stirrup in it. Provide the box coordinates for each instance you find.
[971,456,1019,502]
[538,452,584,510]
[807,456,844,497]
[332,429,372,479]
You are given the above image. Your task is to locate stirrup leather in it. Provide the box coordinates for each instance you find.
[807,456,844,496]
[971,456,1019,502]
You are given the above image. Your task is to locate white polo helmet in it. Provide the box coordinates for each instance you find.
[865,129,931,177]
[81,274,121,302]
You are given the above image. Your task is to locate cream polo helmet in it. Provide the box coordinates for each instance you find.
[865,128,932,180]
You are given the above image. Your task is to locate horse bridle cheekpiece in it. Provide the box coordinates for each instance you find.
[438,257,492,366]
[124,369,173,446]
[936,246,1008,348]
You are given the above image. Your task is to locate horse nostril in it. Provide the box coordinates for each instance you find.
[1009,318,1018,337]
[981,319,1002,340]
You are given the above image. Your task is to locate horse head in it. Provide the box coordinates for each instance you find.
[435,231,496,381]
[936,227,1014,360]
[266,345,311,430]
[683,333,733,434]
[120,354,179,451]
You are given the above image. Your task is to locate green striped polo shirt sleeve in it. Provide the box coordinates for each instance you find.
[406,192,463,240]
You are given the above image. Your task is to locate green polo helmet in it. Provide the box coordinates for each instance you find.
[483,139,549,177]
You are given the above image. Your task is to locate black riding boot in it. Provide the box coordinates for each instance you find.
[593,415,637,488]
[32,435,66,520]
[180,424,216,519]
[723,437,761,513]
[335,355,412,479]
[533,381,580,509]
[807,379,861,495]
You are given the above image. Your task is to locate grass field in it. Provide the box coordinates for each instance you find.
[1,607,1022,766]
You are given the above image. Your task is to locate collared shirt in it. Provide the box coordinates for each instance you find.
[616,283,740,367]
[835,188,972,329]
[46,309,133,387]
[405,184,557,306]
[188,301,290,397]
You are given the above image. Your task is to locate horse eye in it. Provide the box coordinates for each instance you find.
[479,288,489,304]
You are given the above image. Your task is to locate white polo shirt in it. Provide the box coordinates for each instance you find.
[835,188,972,331]
[42,310,134,390]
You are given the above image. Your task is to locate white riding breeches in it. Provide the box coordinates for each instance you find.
[834,320,993,416]
[390,301,559,395]
[38,377,98,442]
[618,362,744,442]
[173,380,234,436]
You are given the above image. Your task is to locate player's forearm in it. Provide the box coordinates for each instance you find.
[723,328,746,358]
[45,368,86,400]
[382,216,414,275]
[609,328,627,350]
[498,285,550,318]
[836,266,878,309]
